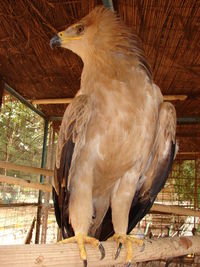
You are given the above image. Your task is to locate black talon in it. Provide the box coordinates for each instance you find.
[125,261,131,267]
[115,242,122,260]
[140,242,145,252]
[83,259,87,267]
[99,243,105,260]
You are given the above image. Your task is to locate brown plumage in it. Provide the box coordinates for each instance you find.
[51,6,176,266]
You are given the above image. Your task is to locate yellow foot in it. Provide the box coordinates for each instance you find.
[108,233,144,266]
[58,233,105,267]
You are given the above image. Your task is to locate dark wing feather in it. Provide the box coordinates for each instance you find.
[127,141,176,233]
[53,137,75,238]
[98,102,176,240]
[52,95,92,239]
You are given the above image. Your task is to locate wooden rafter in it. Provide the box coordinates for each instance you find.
[31,95,188,105]
[164,95,188,101]
[31,98,73,105]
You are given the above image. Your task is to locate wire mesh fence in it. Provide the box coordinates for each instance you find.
[132,158,200,239]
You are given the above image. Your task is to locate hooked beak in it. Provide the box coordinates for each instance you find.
[50,35,61,49]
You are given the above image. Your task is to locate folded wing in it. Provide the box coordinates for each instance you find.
[52,95,92,238]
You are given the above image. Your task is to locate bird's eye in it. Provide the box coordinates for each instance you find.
[76,25,84,34]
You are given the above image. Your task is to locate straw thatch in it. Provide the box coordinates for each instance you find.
[0,0,199,118]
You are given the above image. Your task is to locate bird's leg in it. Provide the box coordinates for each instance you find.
[58,172,105,266]
[58,234,105,266]
[109,173,144,266]
[108,233,144,264]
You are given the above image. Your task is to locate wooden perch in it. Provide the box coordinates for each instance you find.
[0,236,199,266]
[0,174,52,192]
[0,161,53,176]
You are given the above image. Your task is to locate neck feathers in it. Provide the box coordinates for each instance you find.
[83,7,152,80]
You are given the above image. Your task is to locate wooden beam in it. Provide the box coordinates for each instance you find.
[31,95,187,105]
[151,203,200,217]
[0,174,52,192]
[177,152,200,156]
[31,98,73,105]
[0,161,53,176]
[0,236,199,266]
[163,95,187,101]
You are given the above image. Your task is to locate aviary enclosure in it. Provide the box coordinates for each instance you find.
[0,0,200,266]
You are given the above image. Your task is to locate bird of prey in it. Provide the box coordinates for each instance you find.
[50,6,176,266]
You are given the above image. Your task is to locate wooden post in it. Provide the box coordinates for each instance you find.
[0,236,199,266]
[194,157,198,228]
[41,124,55,244]
[35,120,48,244]
[25,217,36,244]
[0,77,4,110]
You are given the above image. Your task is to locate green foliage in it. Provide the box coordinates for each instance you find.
[0,95,45,203]
[172,160,200,208]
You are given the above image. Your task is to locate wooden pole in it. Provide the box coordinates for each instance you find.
[30,95,187,105]
[31,98,73,105]
[0,161,53,176]
[0,236,199,266]
[0,76,4,110]
[0,174,52,192]
[35,120,48,244]
[164,95,187,101]
[41,124,55,244]
[25,217,36,244]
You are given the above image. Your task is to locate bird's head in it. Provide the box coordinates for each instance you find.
[50,7,123,61]
[50,21,87,57]
[50,6,152,78]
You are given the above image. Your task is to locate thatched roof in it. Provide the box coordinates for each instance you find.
[0,0,200,155]
[0,0,199,117]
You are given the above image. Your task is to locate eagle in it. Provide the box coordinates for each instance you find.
[50,6,176,266]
